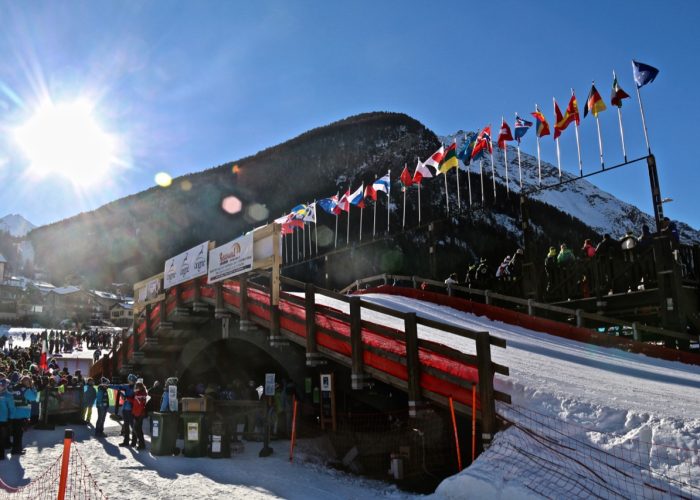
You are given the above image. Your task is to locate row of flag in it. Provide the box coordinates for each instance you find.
[274,60,660,263]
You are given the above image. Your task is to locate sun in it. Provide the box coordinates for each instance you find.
[13,100,116,186]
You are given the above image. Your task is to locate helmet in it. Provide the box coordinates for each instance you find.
[165,377,178,386]
[100,377,110,385]
[127,373,137,383]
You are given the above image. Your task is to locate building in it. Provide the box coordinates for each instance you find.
[110,301,134,327]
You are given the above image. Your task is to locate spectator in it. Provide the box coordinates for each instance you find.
[84,378,97,424]
[557,244,575,266]
[582,239,596,258]
[95,378,110,437]
[496,256,511,279]
[10,375,37,455]
[110,373,137,447]
[131,382,148,450]
[0,379,14,459]
[637,224,653,251]
[595,234,617,257]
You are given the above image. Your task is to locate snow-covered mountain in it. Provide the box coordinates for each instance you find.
[0,213,35,237]
[440,131,700,243]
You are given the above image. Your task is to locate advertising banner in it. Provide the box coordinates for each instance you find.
[208,232,254,283]
[163,241,210,289]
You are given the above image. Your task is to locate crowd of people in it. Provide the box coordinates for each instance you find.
[443,218,683,301]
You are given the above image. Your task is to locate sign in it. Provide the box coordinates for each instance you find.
[320,374,332,392]
[212,435,221,453]
[208,233,254,283]
[264,373,276,397]
[163,241,210,289]
[168,385,178,412]
[152,421,160,438]
[187,422,199,441]
[134,273,164,310]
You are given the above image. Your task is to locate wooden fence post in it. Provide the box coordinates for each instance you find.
[349,297,367,389]
[305,284,321,367]
[269,276,285,347]
[239,278,252,331]
[475,331,496,450]
[214,282,230,319]
[404,312,421,417]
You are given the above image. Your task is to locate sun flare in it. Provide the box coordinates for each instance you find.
[13,100,116,186]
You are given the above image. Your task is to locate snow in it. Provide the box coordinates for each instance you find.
[1,294,699,498]
[0,214,35,238]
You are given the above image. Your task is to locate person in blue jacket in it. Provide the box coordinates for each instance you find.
[110,374,137,447]
[0,379,15,459]
[10,375,37,455]
[94,377,110,437]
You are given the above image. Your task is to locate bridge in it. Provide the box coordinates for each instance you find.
[91,268,511,453]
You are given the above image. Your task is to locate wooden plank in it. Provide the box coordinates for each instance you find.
[404,312,421,415]
[476,331,496,449]
[239,278,249,321]
[305,283,319,366]
[349,297,365,389]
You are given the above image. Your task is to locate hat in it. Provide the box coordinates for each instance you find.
[127,373,137,383]
[165,377,178,386]
[0,379,7,389]
[10,372,19,384]
[100,377,110,385]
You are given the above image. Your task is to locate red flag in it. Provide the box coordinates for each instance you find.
[364,183,377,201]
[400,166,413,190]
[413,160,433,184]
[471,126,493,158]
[553,100,565,139]
[336,190,350,213]
[39,337,48,371]
[555,96,580,139]
[497,119,513,149]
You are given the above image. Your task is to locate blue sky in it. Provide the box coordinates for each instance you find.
[0,0,697,229]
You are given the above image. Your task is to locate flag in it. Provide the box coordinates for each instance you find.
[471,126,492,159]
[632,60,659,88]
[456,132,477,165]
[438,142,458,174]
[39,337,48,371]
[565,94,581,126]
[497,120,513,149]
[421,146,445,170]
[610,75,630,107]
[400,166,413,189]
[348,185,364,206]
[318,195,339,215]
[584,84,606,118]
[290,204,307,220]
[302,202,316,223]
[531,109,550,137]
[413,160,433,184]
[372,174,390,194]
[336,190,350,213]
[553,100,565,139]
[364,183,377,201]
[513,115,533,144]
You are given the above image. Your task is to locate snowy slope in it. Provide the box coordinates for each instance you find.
[0,214,35,237]
[439,132,700,243]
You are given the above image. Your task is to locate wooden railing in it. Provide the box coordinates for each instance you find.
[340,273,697,347]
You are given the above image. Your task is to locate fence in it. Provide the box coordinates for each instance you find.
[0,430,107,500]
[488,403,699,499]
[341,273,698,352]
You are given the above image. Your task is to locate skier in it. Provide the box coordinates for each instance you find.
[0,379,14,459]
[10,375,37,455]
[131,381,148,450]
[110,374,137,446]
[94,377,110,437]
[83,378,97,424]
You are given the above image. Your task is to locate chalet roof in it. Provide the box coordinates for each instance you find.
[51,285,82,295]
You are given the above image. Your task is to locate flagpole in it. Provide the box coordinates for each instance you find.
[516,145,522,188]
[479,159,485,204]
[285,233,289,264]
[632,61,652,154]
[386,169,391,234]
[313,200,318,255]
[334,212,338,248]
[490,139,496,201]
[359,204,364,241]
[501,120,510,194]
[302,222,306,259]
[456,139,461,211]
[442,145,450,214]
[572,88,583,177]
[372,196,377,238]
[553,98,562,179]
[417,158,422,224]
[612,71,628,162]
[535,104,542,186]
[346,205,350,246]
[466,158,473,207]
[591,81,605,169]
[402,184,406,228]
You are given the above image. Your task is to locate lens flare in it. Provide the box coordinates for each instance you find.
[155,172,172,187]
[180,180,192,191]
[246,203,268,221]
[221,196,242,214]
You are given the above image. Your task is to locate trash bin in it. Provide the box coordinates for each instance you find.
[182,413,207,458]
[208,418,230,458]
[151,412,179,456]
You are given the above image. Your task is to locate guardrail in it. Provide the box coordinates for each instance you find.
[340,273,697,347]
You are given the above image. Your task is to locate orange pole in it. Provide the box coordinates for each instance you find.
[57,429,74,500]
[471,383,477,462]
[449,396,462,472]
[289,397,299,462]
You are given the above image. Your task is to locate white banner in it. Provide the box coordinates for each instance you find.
[163,241,210,289]
[208,233,254,283]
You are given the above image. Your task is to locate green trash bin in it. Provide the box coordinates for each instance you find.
[151,412,179,456]
[182,413,207,458]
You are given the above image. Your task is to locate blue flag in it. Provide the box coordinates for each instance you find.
[318,196,339,215]
[457,133,477,166]
[513,115,533,144]
[633,60,659,88]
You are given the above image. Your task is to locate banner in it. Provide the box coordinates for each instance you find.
[163,241,210,289]
[134,273,164,310]
[208,232,254,283]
